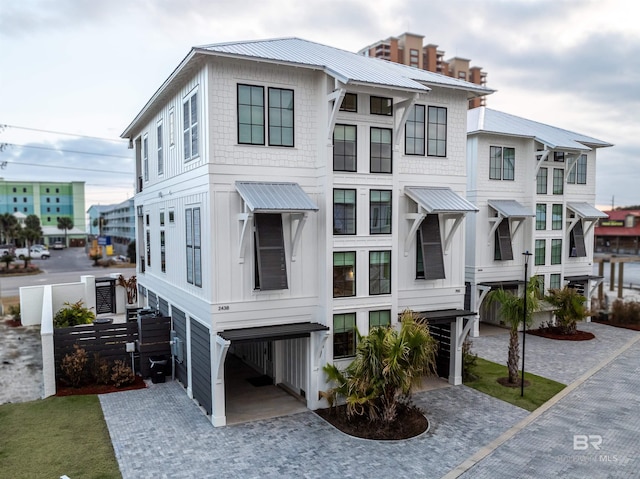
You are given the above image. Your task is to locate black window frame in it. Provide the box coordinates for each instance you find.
[535,239,545,266]
[489,146,515,180]
[186,207,202,287]
[268,87,294,147]
[370,127,392,173]
[333,124,357,172]
[340,93,357,112]
[536,204,547,230]
[369,190,392,234]
[552,204,563,230]
[370,96,393,116]
[551,238,562,265]
[333,189,357,235]
[237,84,265,146]
[427,106,447,157]
[369,250,391,295]
[569,221,587,257]
[405,104,425,156]
[537,167,548,194]
[333,251,356,298]
[369,310,391,330]
[494,220,514,261]
[254,213,288,291]
[417,214,445,280]
[553,168,564,195]
[333,313,356,359]
[157,121,164,176]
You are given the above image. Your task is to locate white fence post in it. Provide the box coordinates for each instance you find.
[41,285,56,398]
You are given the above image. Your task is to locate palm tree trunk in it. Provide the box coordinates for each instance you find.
[507,329,520,384]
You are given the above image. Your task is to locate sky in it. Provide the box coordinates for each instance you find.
[1,0,638,217]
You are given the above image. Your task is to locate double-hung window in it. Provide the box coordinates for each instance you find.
[254,213,288,291]
[536,204,547,230]
[333,124,357,172]
[370,127,392,173]
[552,204,563,230]
[157,121,163,176]
[535,239,545,266]
[551,239,562,264]
[489,146,515,180]
[568,154,587,184]
[550,273,561,290]
[143,135,149,182]
[185,207,202,287]
[427,106,447,157]
[369,190,391,234]
[333,313,356,358]
[268,88,294,147]
[333,252,356,297]
[405,105,425,155]
[238,84,265,145]
[537,168,548,194]
[553,169,564,194]
[369,251,391,295]
[183,90,199,160]
[333,189,356,235]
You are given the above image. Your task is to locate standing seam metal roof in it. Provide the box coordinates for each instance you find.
[405,187,478,213]
[235,181,319,212]
[567,202,608,219]
[488,200,535,217]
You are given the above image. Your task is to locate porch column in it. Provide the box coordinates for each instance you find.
[450,318,463,386]
[211,334,230,427]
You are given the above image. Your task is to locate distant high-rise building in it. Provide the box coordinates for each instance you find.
[358,32,488,109]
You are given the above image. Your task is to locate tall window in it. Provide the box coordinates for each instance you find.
[333,124,357,172]
[553,169,564,195]
[369,190,391,234]
[340,93,357,112]
[427,106,447,157]
[568,154,587,184]
[333,313,356,359]
[268,88,294,147]
[169,108,175,146]
[186,207,202,287]
[143,135,149,182]
[370,127,392,173]
[183,90,199,160]
[146,229,151,267]
[551,239,562,265]
[369,251,391,295]
[369,310,391,330]
[550,273,561,290]
[535,239,545,266]
[160,230,166,273]
[333,189,356,235]
[333,252,356,297]
[552,204,563,230]
[237,84,264,145]
[537,168,548,194]
[489,146,515,180]
[157,121,163,176]
[409,48,419,67]
[405,105,425,155]
[254,213,288,291]
[536,204,547,230]
[370,96,392,116]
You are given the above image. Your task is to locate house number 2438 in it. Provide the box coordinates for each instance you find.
[218,305,230,311]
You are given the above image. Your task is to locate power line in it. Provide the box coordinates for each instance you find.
[3,159,132,175]
[0,123,126,143]
[1,143,132,160]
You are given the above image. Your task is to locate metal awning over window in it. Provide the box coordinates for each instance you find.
[236,181,318,263]
[564,275,603,283]
[488,200,534,218]
[487,200,533,254]
[414,308,476,324]
[404,187,478,256]
[566,202,607,244]
[567,202,608,220]
[218,322,329,343]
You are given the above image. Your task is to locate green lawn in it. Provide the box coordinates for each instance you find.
[464,357,566,412]
[0,395,121,479]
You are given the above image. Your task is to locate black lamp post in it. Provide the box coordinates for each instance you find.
[521,250,532,397]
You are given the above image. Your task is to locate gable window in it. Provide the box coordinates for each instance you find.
[254,213,287,291]
[369,310,391,330]
[238,84,264,145]
[370,190,391,234]
[552,204,563,230]
[369,251,391,295]
[551,239,562,264]
[183,90,199,160]
[427,106,447,157]
[405,105,425,156]
[340,93,357,112]
[550,273,561,290]
[268,87,294,147]
[157,121,163,176]
[553,169,564,194]
[489,146,515,180]
[535,239,545,266]
[568,154,587,184]
[333,189,356,235]
[333,124,357,172]
[569,221,587,257]
[370,127,392,173]
[333,251,356,297]
[143,134,149,182]
[416,214,445,280]
[536,204,547,230]
[333,313,356,359]
[536,168,548,194]
[370,96,392,116]
[494,220,513,261]
[185,207,202,287]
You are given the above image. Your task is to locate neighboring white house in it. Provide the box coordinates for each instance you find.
[465,107,612,335]
[121,37,493,426]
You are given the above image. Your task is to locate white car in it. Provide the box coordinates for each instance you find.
[52,241,65,250]
[15,247,51,260]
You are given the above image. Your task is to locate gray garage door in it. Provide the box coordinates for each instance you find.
[190,318,212,415]
[171,307,188,387]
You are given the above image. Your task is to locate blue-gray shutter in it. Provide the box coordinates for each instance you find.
[420,214,445,280]
[255,213,288,290]
[497,220,514,261]
[571,220,587,257]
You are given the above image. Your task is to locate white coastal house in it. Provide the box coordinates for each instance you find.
[121,37,493,426]
[465,107,612,335]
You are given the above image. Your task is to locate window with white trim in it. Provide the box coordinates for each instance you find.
[537,168,548,194]
[369,190,391,234]
[369,251,391,295]
[333,251,356,297]
[333,313,356,359]
[143,134,149,182]
[568,154,587,184]
[238,84,264,145]
[489,146,515,180]
[369,310,391,330]
[333,124,357,172]
[333,189,356,235]
[370,127,392,173]
[551,239,562,264]
[405,105,425,156]
[185,207,202,287]
[536,204,547,230]
[427,106,447,157]
[183,90,199,161]
[157,121,163,176]
[535,239,545,266]
[552,204,563,230]
[268,87,294,147]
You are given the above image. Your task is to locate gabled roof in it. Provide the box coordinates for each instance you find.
[122,38,494,138]
[467,107,612,151]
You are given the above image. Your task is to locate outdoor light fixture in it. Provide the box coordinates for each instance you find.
[521,250,532,397]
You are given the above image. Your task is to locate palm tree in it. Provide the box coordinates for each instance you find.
[19,215,43,267]
[0,212,19,244]
[57,216,74,247]
[485,277,541,384]
[322,309,437,425]
[92,216,108,236]
[545,286,589,335]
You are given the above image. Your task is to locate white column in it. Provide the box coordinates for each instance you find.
[41,285,56,398]
[449,318,463,385]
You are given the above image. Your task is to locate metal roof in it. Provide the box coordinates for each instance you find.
[468,107,612,151]
[405,187,478,213]
[235,181,319,212]
[564,275,604,282]
[218,322,329,343]
[567,202,608,219]
[488,200,535,218]
[414,309,476,324]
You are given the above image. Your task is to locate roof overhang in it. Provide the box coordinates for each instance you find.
[567,202,608,220]
[479,280,525,289]
[488,200,534,218]
[413,309,476,324]
[564,275,604,282]
[405,187,478,214]
[218,322,329,343]
[235,181,318,213]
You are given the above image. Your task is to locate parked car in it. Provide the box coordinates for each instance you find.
[32,244,48,252]
[0,244,15,256]
[15,246,51,260]
[52,241,65,250]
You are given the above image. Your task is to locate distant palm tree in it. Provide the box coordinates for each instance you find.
[92,216,108,236]
[0,212,19,244]
[57,216,74,247]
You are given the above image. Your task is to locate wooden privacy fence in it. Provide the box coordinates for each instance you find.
[137,315,172,378]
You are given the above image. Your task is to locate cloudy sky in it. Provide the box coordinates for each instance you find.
[1,0,637,214]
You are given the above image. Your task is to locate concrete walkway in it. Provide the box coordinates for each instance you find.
[100,321,640,478]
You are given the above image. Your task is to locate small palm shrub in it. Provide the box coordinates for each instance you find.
[53,300,95,328]
[111,360,135,388]
[60,345,88,387]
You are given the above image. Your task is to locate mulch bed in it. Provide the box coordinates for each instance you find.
[592,320,640,331]
[315,403,428,440]
[56,375,147,396]
[4,319,21,328]
[528,327,595,341]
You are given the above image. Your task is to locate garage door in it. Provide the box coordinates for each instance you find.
[190,318,212,415]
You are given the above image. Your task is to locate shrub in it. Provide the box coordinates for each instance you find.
[610,299,640,325]
[7,304,21,324]
[462,339,479,382]
[111,360,135,388]
[60,345,88,387]
[53,300,95,328]
[91,353,112,385]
